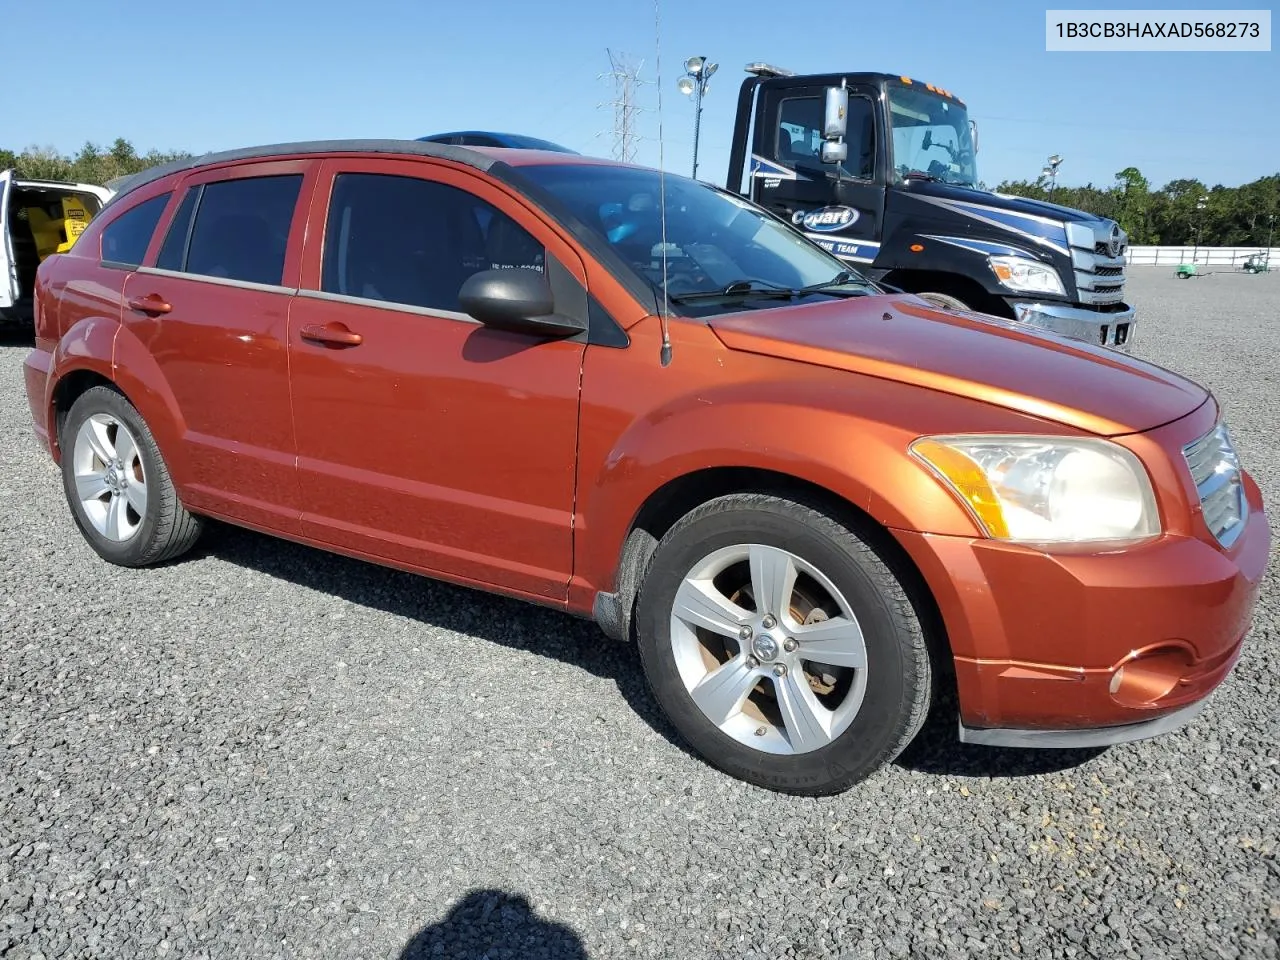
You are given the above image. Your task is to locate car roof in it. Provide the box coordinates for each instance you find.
[417,131,579,153]
[99,138,608,208]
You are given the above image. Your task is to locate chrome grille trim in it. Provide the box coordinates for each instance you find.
[1067,221,1129,305]
[1182,423,1248,548]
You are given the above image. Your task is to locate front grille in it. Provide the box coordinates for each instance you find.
[1182,423,1248,547]
[1069,223,1128,306]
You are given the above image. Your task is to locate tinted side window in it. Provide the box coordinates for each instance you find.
[320,173,544,313]
[776,96,875,179]
[155,186,200,271]
[100,193,171,267]
[183,175,303,286]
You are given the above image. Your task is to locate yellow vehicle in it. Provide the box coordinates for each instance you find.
[1,170,113,326]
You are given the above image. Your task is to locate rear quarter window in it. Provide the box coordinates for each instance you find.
[100,193,172,267]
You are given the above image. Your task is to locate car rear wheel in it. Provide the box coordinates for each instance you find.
[60,385,203,567]
[634,493,933,795]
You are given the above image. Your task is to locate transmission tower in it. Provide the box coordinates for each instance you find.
[598,49,646,163]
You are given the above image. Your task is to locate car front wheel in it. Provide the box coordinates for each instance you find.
[634,493,933,795]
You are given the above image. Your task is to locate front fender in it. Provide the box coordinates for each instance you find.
[574,374,1036,596]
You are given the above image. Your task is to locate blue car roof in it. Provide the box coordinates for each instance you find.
[416,131,578,153]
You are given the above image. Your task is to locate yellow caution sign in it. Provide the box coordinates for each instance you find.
[56,195,92,253]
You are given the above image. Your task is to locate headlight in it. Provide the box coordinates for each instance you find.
[987,255,1065,296]
[909,435,1161,543]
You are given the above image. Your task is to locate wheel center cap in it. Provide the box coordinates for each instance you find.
[751,634,780,663]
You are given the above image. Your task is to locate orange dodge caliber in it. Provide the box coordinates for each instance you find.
[23,140,1270,795]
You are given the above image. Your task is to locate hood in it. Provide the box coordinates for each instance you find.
[707,295,1208,437]
[902,178,1109,225]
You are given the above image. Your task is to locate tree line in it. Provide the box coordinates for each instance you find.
[5,140,1278,249]
[1,139,193,190]
[994,167,1279,248]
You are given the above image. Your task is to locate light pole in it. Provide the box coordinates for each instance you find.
[1268,213,1276,251]
[1042,154,1063,199]
[677,56,717,180]
[1192,194,1208,263]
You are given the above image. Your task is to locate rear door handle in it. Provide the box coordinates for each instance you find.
[126,294,172,315]
[300,323,363,348]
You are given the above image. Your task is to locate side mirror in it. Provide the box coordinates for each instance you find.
[823,85,848,140]
[969,118,980,154]
[821,141,848,164]
[458,268,586,338]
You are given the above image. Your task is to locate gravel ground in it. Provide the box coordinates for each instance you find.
[1,265,1278,960]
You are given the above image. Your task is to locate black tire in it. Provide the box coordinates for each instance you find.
[915,291,970,311]
[59,385,203,567]
[634,493,933,796]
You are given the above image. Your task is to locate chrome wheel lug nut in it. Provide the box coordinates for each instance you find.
[783,638,798,653]
[773,664,787,678]
[762,614,777,630]
[739,625,753,641]
[746,656,760,669]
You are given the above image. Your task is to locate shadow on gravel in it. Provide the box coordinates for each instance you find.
[894,686,1109,779]
[399,889,588,960]
[195,522,699,760]
[0,328,35,349]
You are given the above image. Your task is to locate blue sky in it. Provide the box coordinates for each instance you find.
[5,0,1275,190]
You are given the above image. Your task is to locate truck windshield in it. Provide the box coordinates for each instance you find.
[517,163,878,313]
[887,85,977,188]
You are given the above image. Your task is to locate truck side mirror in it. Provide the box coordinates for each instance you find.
[821,141,848,164]
[823,86,848,140]
[969,119,980,154]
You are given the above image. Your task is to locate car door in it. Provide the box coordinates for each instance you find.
[0,170,18,313]
[288,157,588,602]
[752,84,886,265]
[119,159,319,533]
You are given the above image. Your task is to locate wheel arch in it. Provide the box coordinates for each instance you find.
[877,268,1012,318]
[51,369,119,457]
[592,465,953,685]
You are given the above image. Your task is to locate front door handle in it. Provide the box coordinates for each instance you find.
[300,323,363,348]
[126,294,172,315]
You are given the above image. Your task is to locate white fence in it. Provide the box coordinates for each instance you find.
[1125,245,1278,267]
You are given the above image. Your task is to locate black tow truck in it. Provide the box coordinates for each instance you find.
[725,63,1136,351]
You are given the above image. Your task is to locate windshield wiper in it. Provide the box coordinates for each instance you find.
[797,271,872,296]
[668,279,798,303]
[669,274,874,304]
[901,171,945,183]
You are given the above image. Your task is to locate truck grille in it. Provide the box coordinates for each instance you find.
[1068,223,1128,306]
[1183,423,1248,548]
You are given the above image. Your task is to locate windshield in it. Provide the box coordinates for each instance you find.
[887,85,977,187]
[516,163,878,314]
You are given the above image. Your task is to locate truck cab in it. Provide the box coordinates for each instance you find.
[1,170,113,327]
[726,64,1136,352]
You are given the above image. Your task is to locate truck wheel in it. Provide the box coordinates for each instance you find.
[633,493,932,795]
[915,291,970,311]
[59,385,204,568]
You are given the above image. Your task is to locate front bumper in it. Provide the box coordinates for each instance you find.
[1007,298,1136,353]
[892,469,1269,747]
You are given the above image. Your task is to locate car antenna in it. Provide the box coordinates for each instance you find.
[653,0,673,366]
